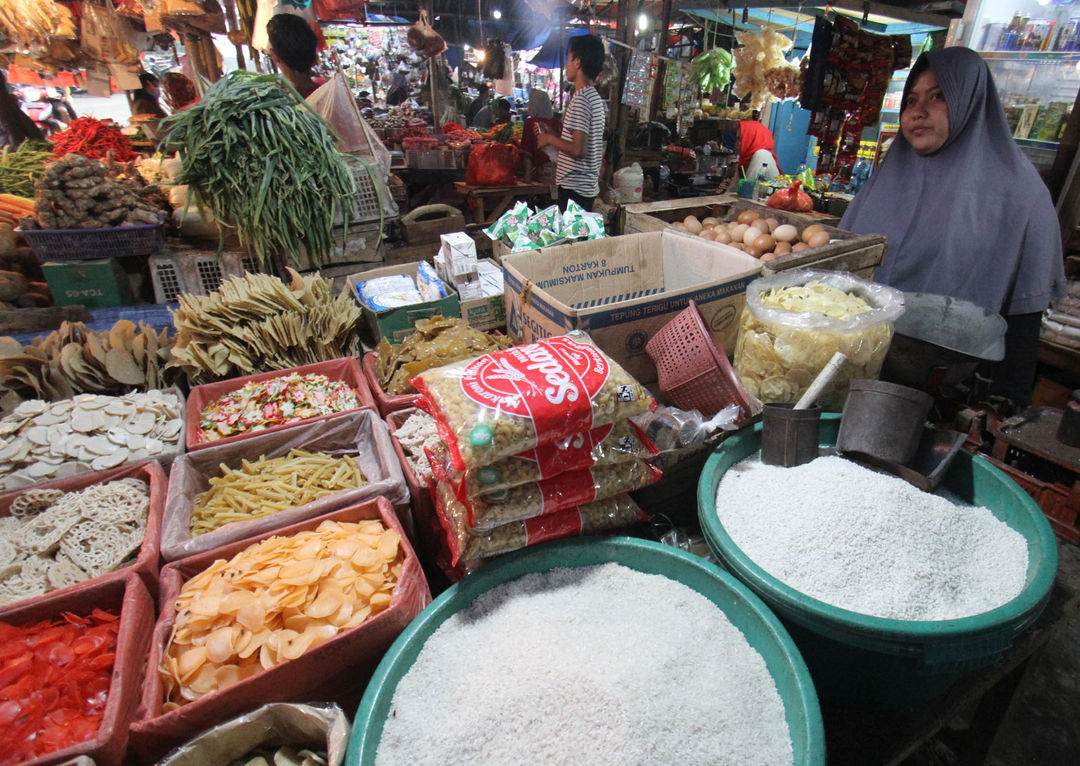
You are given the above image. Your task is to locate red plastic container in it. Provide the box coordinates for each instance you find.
[0,571,155,766]
[362,350,421,417]
[0,460,166,615]
[184,357,374,452]
[386,409,466,582]
[645,300,752,419]
[129,497,431,763]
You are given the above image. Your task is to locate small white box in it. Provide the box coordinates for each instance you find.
[439,232,478,278]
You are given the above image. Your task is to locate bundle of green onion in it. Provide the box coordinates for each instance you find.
[161,71,355,269]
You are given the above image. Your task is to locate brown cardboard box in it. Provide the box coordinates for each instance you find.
[502,230,762,385]
[620,195,885,279]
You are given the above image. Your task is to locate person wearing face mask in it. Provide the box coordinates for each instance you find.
[840,46,1065,407]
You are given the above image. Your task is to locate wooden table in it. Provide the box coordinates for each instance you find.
[453,181,555,225]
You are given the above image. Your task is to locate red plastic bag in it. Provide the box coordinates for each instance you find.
[766,179,814,212]
[466,142,519,186]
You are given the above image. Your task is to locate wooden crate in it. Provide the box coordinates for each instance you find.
[620,195,884,279]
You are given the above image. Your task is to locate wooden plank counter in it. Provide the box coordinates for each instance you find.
[453,181,555,225]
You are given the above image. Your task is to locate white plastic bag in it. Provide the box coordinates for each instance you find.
[613,162,644,203]
[733,270,905,409]
[306,74,377,156]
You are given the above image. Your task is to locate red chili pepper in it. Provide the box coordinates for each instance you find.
[49,118,137,162]
[0,610,121,766]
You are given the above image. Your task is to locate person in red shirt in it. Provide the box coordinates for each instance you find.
[267,14,326,98]
[520,90,561,183]
[738,119,782,178]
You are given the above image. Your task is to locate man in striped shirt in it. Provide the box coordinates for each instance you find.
[537,35,607,212]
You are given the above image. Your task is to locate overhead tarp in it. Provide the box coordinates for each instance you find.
[528,27,590,70]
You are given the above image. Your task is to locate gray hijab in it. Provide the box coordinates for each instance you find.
[840,46,1064,315]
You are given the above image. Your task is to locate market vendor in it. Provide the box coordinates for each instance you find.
[521,90,561,183]
[840,46,1065,408]
[481,98,514,143]
[536,34,607,212]
[466,83,491,126]
[129,72,166,118]
[738,118,780,179]
[267,13,325,98]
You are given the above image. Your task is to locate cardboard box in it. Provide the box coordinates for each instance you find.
[459,258,505,331]
[42,258,134,308]
[0,572,154,766]
[502,230,762,385]
[0,460,166,614]
[350,261,461,343]
[619,195,885,279]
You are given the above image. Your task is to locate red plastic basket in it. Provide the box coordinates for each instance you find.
[645,300,752,419]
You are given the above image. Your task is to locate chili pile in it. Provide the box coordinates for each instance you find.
[50,118,138,162]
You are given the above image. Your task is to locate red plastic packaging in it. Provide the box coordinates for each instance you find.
[184,357,374,452]
[0,460,166,616]
[129,497,431,764]
[465,142,519,186]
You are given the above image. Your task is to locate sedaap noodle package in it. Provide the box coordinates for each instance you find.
[733,270,904,410]
[412,331,655,471]
[425,419,658,499]
[433,481,649,564]
[429,455,661,529]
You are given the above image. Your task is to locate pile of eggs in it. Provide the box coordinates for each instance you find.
[672,209,832,261]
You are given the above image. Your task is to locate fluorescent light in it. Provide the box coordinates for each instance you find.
[637,12,648,30]
[494,9,503,19]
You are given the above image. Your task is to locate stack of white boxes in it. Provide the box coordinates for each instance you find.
[435,232,506,330]
[435,232,480,299]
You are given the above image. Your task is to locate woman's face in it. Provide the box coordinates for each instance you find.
[901,69,950,155]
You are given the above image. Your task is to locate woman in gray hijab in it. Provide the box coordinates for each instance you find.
[840,46,1065,407]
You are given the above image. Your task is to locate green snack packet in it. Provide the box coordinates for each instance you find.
[485,200,531,241]
[797,167,816,191]
[511,232,540,252]
[537,228,561,246]
[581,212,606,239]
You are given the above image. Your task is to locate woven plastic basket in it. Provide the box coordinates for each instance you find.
[20,223,164,263]
[645,300,752,418]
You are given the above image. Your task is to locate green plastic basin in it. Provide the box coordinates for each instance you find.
[345,536,825,765]
[698,414,1058,707]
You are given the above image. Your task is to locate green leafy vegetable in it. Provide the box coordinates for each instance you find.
[161,71,356,269]
[0,141,53,198]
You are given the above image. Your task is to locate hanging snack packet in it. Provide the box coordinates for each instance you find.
[412,331,655,471]
[426,419,657,499]
[433,481,649,564]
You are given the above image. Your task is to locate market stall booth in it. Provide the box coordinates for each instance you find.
[0,1,1078,765]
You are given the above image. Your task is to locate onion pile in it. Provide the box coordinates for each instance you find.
[672,210,832,261]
